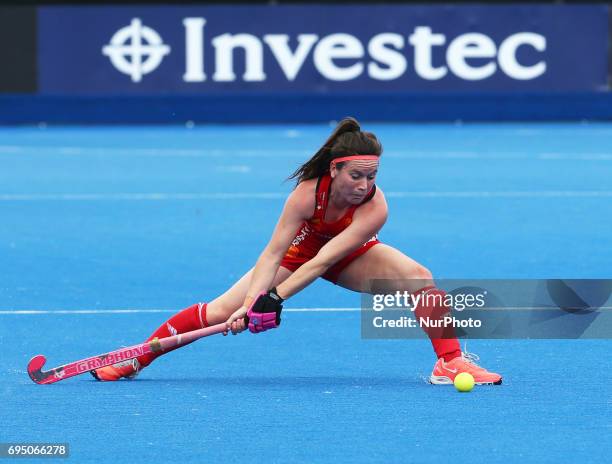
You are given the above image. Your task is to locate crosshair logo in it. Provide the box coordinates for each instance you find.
[102,18,171,82]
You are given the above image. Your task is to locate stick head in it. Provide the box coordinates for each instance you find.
[28,355,51,384]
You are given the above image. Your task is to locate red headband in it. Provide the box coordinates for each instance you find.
[330,154,379,167]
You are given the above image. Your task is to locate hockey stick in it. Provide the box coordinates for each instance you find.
[27,321,229,385]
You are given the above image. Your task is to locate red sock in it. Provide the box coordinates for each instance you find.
[413,287,461,362]
[138,303,208,367]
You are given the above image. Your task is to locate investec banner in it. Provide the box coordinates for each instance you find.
[38,5,608,94]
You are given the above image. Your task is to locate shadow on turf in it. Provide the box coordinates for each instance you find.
[110,375,426,388]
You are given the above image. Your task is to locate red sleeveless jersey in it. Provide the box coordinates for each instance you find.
[280,173,380,283]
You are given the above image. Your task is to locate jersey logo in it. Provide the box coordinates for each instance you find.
[291,224,311,247]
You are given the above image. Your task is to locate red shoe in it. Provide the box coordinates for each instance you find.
[91,359,140,381]
[430,352,502,385]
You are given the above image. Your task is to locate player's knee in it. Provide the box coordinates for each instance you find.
[383,263,432,293]
[412,264,433,281]
[400,264,433,287]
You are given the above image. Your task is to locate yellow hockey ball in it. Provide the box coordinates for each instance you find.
[454,372,475,392]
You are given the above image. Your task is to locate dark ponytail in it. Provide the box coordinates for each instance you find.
[288,117,382,184]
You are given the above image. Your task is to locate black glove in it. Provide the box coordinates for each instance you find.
[247,288,284,333]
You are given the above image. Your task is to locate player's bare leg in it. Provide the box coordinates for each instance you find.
[335,244,502,385]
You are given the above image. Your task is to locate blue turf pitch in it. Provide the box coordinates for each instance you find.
[1,123,612,462]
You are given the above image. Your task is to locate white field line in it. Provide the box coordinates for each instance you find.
[2,191,612,201]
[0,193,287,201]
[0,146,312,157]
[1,307,610,315]
[1,145,611,160]
[0,308,357,315]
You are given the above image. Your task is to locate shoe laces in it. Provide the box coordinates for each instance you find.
[462,350,481,365]
[458,344,487,373]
